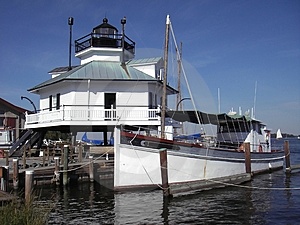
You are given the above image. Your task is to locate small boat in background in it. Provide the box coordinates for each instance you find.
[276,129,283,139]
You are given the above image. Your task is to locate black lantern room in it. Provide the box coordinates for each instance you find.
[93,18,118,37]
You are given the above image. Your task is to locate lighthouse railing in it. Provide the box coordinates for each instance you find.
[24,105,159,126]
[75,33,135,54]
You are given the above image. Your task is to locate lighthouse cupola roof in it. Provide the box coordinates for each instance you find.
[93,17,118,35]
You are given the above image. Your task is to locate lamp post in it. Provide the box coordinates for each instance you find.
[121,16,126,65]
[176,97,191,111]
[174,97,191,135]
[21,96,37,113]
[68,17,74,71]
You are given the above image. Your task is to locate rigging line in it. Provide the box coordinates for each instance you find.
[114,79,142,126]
[253,80,257,119]
[128,131,163,189]
[168,35,176,96]
[169,19,217,137]
[204,178,300,191]
[236,117,243,145]
[230,117,238,144]
[216,114,225,146]
[169,22,203,133]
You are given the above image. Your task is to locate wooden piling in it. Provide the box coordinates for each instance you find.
[284,140,291,172]
[23,147,26,169]
[42,149,46,167]
[63,145,69,186]
[244,142,252,174]
[159,148,171,197]
[78,145,83,163]
[46,147,50,161]
[25,170,34,203]
[5,150,9,166]
[13,159,19,189]
[54,157,60,185]
[89,156,94,182]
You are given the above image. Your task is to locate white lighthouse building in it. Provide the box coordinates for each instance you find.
[24,17,177,144]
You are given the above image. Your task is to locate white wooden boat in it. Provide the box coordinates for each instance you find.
[112,15,285,195]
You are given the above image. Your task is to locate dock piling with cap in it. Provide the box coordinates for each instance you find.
[284,140,291,172]
[25,170,34,203]
[13,159,19,189]
[244,142,252,174]
[63,145,69,186]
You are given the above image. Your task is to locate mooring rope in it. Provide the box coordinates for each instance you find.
[128,130,160,188]
[57,147,113,173]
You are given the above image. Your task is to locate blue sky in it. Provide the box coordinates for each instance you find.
[0,0,299,135]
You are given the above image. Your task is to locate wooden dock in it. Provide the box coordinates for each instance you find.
[0,190,16,203]
[18,159,114,186]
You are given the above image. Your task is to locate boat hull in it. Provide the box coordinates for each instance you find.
[113,129,284,194]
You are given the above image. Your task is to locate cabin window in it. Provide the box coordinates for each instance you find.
[0,118,3,127]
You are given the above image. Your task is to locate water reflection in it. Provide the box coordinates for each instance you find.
[34,139,300,224]
[35,170,300,225]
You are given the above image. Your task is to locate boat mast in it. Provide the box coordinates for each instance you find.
[176,42,183,111]
[161,15,170,139]
[253,81,257,118]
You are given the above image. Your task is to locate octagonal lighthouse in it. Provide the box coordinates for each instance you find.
[75,17,135,65]
[24,16,177,138]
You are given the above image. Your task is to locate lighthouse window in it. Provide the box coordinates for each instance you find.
[100,28,115,37]
[52,95,57,110]
[148,92,153,109]
[49,93,61,111]
[56,93,60,110]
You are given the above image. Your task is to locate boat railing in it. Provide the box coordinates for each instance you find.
[25,105,159,125]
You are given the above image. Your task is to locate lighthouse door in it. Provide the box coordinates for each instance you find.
[104,93,116,120]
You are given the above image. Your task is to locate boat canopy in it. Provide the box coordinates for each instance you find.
[165,110,260,125]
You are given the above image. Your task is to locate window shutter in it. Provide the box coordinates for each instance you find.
[49,95,52,111]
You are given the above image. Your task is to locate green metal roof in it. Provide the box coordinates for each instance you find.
[28,61,157,92]
[127,57,163,65]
